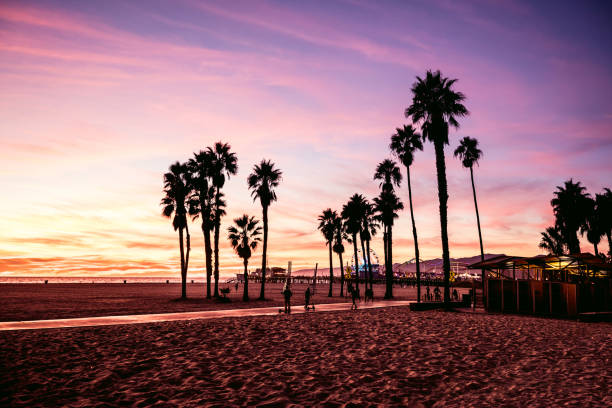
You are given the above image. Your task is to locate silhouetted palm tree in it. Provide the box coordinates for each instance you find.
[406,70,468,305]
[187,150,215,298]
[318,209,338,297]
[161,161,191,299]
[248,159,282,300]
[390,124,424,302]
[342,194,367,294]
[374,190,403,299]
[228,215,262,301]
[596,188,612,256]
[374,159,402,193]
[581,197,604,256]
[361,202,378,291]
[454,136,485,293]
[539,226,565,256]
[551,179,591,254]
[208,142,238,297]
[332,215,348,296]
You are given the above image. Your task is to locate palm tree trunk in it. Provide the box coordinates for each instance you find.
[338,251,344,297]
[259,205,269,300]
[178,227,186,299]
[243,259,249,301]
[382,229,388,286]
[352,233,359,293]
[385,225,394,299]
[213,220,220,297]
[470,166,485,306]
[185,222,191,275]
[607,232,612,256]
[406,166,421,303]
[433,138,451,305]
[359,232,368,290]
[328,243,333,297]
[365,239,373,291]
[593,243,598,256]
[203,224,212,299]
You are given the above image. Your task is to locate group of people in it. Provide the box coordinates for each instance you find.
[423,286,459,302]
[282,282,370,314]
[281,285,316,314]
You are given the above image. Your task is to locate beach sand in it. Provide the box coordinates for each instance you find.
[1,307,610,407]
[0,282,468,321]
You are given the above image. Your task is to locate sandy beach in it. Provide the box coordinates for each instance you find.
[0,282,469,322]
[1,307,610,407]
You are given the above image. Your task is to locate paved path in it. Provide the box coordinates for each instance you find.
[0,300,413,331]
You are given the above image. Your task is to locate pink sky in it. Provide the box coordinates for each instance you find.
[1,0,611,277]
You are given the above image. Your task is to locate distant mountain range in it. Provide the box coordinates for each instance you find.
[293,254,504,276]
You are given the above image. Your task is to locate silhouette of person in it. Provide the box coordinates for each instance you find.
[305,286,311,310]
[452,288,458,301]
[282,286,292,314]
[235,282,239,293]
[434,286,441,302]
[351,284,360,310]
[426,286,431,301]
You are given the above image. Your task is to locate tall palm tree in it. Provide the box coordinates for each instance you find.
[596,188,612,256]
[374,190,403,299]
[248,159,282,300]
[318,209,337,297]
[187,150,215,298]
[161,161,191,299]
[208,142,238,297]
[361,202,378,291]
[581,197,604,256]
[406,70,468,305]
[342,194,367,294]
[454,136,485,295]
[539,226,565,256]
[551,179,591,254]
[374,159,402,193]
[332,215,348,296]
[390,124,424,302]
[228,215,262,301]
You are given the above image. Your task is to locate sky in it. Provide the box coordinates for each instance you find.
[1,0,611,278]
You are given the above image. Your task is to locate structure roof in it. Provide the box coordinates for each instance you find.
[468,253,612,271]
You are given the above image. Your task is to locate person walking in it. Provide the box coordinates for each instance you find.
[282,285,292,314]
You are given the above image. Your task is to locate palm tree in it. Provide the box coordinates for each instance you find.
[332,215,348,296]
[551,179,591,254]
[248,159,282,300]
[342,194,367,294]
[406,70,468,305]
[596,188,612,256]
[373,189,403,299]
[161,161,191,299]
[208,142,238,297]
[228,215,262,301]
[454,136,485,296]
[374,159,402,193]
[390,124,424,302]
[361,202,378,291]
[581,197,604,256]
[539,226,565,256]
[187,150,215,298]
[318,209,337,297]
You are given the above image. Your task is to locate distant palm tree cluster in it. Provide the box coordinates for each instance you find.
[540,180,612,258]
[318,70,484,306]
[161,142,282,300]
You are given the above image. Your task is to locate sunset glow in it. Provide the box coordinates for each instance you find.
[1,0,611,277]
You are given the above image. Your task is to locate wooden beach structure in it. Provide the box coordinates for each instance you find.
[469,253,612,317]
